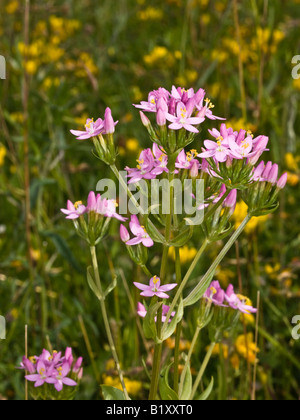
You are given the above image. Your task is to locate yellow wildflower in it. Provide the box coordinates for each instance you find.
[137,7,164,21]
[126,138,140,153]
[102,375,142,397]
[285,153,298,171]
[169,246,197,265]
[287,172,300,186]
[6,0,19,14]
[0,144,7,167]
[235,333,259,365]
[233,201,268,234]
[230,353,240,371]
[210,343,229,360]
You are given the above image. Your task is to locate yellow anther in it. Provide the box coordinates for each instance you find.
[216,136,224,142]
[74,201,83,209]
[151,98,156,104]
[247,130,254,138]
[205,98,210,104]
[29,356,37,364]
[210,287,217,295]
[39,368,45,375]
[153,275,159,285]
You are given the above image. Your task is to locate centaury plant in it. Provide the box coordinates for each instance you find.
[60,85,287,401]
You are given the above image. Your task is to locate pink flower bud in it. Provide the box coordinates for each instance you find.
[224,189,237,209]
[277,172,288,189]
[262,161,272,180]
[252,161,265,180]
[139,111,151,127]
[190,161,199,178]
[268,164,279,184]
[104,107,116,134]
[120,225,130,243]
[156,108,166,126]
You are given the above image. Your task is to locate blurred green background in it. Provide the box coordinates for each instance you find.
[0,0,300,400]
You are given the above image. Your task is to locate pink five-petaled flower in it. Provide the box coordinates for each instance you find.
[126,215,154,248]
[25,359,57,388]
[198,136,230,163]
[225,285,258,314]
[60,200,87,220]
[70,118,104,140]
[176,149,200,170]
[165,101,205,133]
[134,275,177,299]
[203,281,226,307]
[137,303,176,323]
[126,148,156,184]
[53,362,78,392]
[151,143,169,176]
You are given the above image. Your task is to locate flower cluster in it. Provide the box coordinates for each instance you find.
[198,124,269,164]
[19,348,83,393]
[61,191,126,222]
[204,281,257,315]
[252,161,288,188]
[135,85,224,133]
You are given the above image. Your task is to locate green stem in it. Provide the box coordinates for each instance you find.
[90,246,130,400]
[204,189,231,222]
[173,247,183,394]
[162,238,209,331]
[149,172,174,400]
[190,341,216,400]
[179,325,201,397]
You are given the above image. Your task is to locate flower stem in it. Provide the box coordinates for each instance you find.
[90,246,130,400]
[190,341,216,400]
[179,325,201,397]
[162,238,209,332]
[173,247,183,394]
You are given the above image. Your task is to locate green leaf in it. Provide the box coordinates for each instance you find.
[179,356,192,401]
[159,363,179,400]
[143,301,163,342]
[104,275,117,297]
[197,377,214,400]
[161,298,184,341]
[101,385,126,401]
[183,273,214,307]
[87,266,103,301]
[169,226,194,247]
[144,217,167,245]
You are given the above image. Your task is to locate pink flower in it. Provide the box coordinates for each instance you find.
[198,138,230,163]
[25,359,57,388]
[151,144,169,175]
[203,281,226,307]
[166,101,205,133]
[134,276,177,299]
[176,149,200,170]
[126,215,154,248]
[137,303,176,323]
[53,361,78,392]
[70,118,104,140]
[61,200,87,219]
[126,149,156,184]
[225,285,257,314]
[196,96,225,121]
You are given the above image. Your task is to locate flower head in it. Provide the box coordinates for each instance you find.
[134,275,177,299]
[137,303,176,323]
[126,215,154,248]
[70,118,104,140]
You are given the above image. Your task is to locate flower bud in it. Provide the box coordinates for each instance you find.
[277,172,288,189]
[224,189,237,209]
[268,164,278,185]
[156,108,166,126]
[104,107,116,134]
[252,161,265,181]
[190,161,199,179]
[120,225,130,243]
[139,111,151,127]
